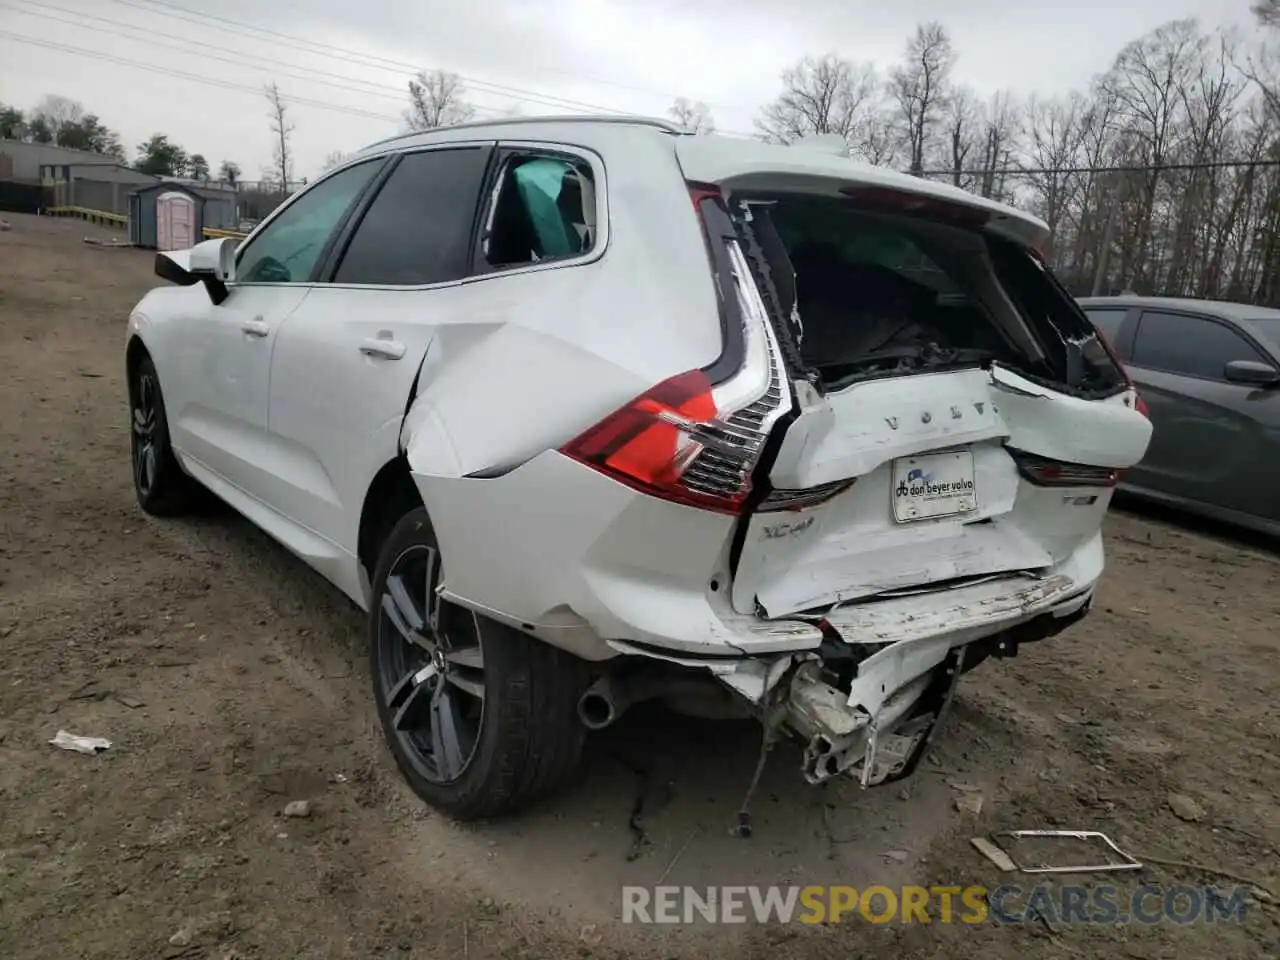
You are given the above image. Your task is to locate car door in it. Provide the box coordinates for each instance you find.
[260,144,494,581]
[1124,308,1275,517]
[166,158,384,501]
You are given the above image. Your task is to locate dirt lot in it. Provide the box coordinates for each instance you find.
[1,212,1278,960]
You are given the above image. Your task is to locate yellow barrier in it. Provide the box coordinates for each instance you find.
[45,205,128,226]
[202,227,248,240]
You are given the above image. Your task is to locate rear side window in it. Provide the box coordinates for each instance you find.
[236,159,380,283]
[333,147,489,286]
[481,153,596,269]
[1131,311,1267,379]
[1083,308,1126,348]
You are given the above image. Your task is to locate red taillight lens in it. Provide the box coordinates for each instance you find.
[1134,393,1149,418]
[1008,448,1120,488]
[560,370,751,514]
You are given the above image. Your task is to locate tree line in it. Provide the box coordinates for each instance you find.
[7,8,1280,303]
[2,92,245,185]
[409,12,1280,305]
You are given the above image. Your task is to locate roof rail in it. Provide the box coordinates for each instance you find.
[363,114,686,151]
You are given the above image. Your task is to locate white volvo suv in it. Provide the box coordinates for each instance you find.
[125,116,1151,820]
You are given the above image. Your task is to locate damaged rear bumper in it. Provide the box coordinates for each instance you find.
[611,532,1101,786]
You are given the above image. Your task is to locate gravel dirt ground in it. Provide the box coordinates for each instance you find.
[1,212,1278,960]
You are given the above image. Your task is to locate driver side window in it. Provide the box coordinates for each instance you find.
[236,159,381,284]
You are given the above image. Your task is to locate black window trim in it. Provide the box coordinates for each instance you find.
[467,139,609,281]
[1130,307,1271,383]
[230,155,391,286]
[316,141,497,288]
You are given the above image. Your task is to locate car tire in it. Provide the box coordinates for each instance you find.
[368,506,587,820]
[129,354,199,516]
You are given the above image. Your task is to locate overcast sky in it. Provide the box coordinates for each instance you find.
[0,0,1264,179]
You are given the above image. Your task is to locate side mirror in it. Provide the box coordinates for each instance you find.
[1224,359,1280,386]
[188,237,237,281]
[154,237,238,305]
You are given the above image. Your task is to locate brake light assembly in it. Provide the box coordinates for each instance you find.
[559,184,851,515]
[1008,448,1120,488]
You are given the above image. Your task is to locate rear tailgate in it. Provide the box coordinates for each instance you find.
[674,137,1152,619]
[735,365,1150,616]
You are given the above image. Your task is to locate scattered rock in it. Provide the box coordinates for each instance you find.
[579,923,602,946]
[947,779,982,792]
[167,927,192,947]
[283,800,312,818]
[1167,793,1205,822]
[116,695,145,709]
[955,793,984,816]
[897,787,911,801]
[883,849,910,862]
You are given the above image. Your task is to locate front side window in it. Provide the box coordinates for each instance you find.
[482,153,596,269]
[333,147,490,286]
[236,159,381,284]
[1131,311,1266,380]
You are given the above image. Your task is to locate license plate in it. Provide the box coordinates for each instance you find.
[891,450,977,522]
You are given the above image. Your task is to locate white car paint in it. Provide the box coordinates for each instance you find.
[128,115,1151,789]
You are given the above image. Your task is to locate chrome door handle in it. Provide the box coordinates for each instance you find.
[241,318,270,338]
[359,338,406,360]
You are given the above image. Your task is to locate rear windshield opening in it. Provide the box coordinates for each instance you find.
[750,195,1125,396]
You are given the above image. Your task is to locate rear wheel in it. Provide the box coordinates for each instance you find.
[368,507,586,819]
[129,354,199,516]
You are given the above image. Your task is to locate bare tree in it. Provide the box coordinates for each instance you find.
[890,22,955,175]
[406,70,475,130]
[1253,0,1280,28]
[945,86,979,187]
[756,54,881,155]
[31,94,84,136]
[264,82,295,190]
[668,97,716,134]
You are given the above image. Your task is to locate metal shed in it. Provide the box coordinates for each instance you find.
[129,181,206,250]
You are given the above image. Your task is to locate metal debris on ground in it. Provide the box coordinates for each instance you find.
[994,829,1143,874]
[49,730,112,754]
[970,836,1018,872]
[954,792,984,816]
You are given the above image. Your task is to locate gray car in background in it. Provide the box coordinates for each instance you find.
[1077,296,1280,537]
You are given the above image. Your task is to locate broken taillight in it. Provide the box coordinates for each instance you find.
[1008,449,1120,488]
[560,369,757,514]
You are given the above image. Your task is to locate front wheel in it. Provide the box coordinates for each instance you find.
[129,353,199,516]
[368,507,586,819]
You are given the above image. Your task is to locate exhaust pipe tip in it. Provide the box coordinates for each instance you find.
[578,690,617,730]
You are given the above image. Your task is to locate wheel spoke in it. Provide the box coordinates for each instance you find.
[422,545,442,635]
[386,574,426,632]
[430,688,466,780]
[444,645,483,670]
[141,445,156,490]
[445,671,485,700]
[381,588,434,653]
[390,664,437,732]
